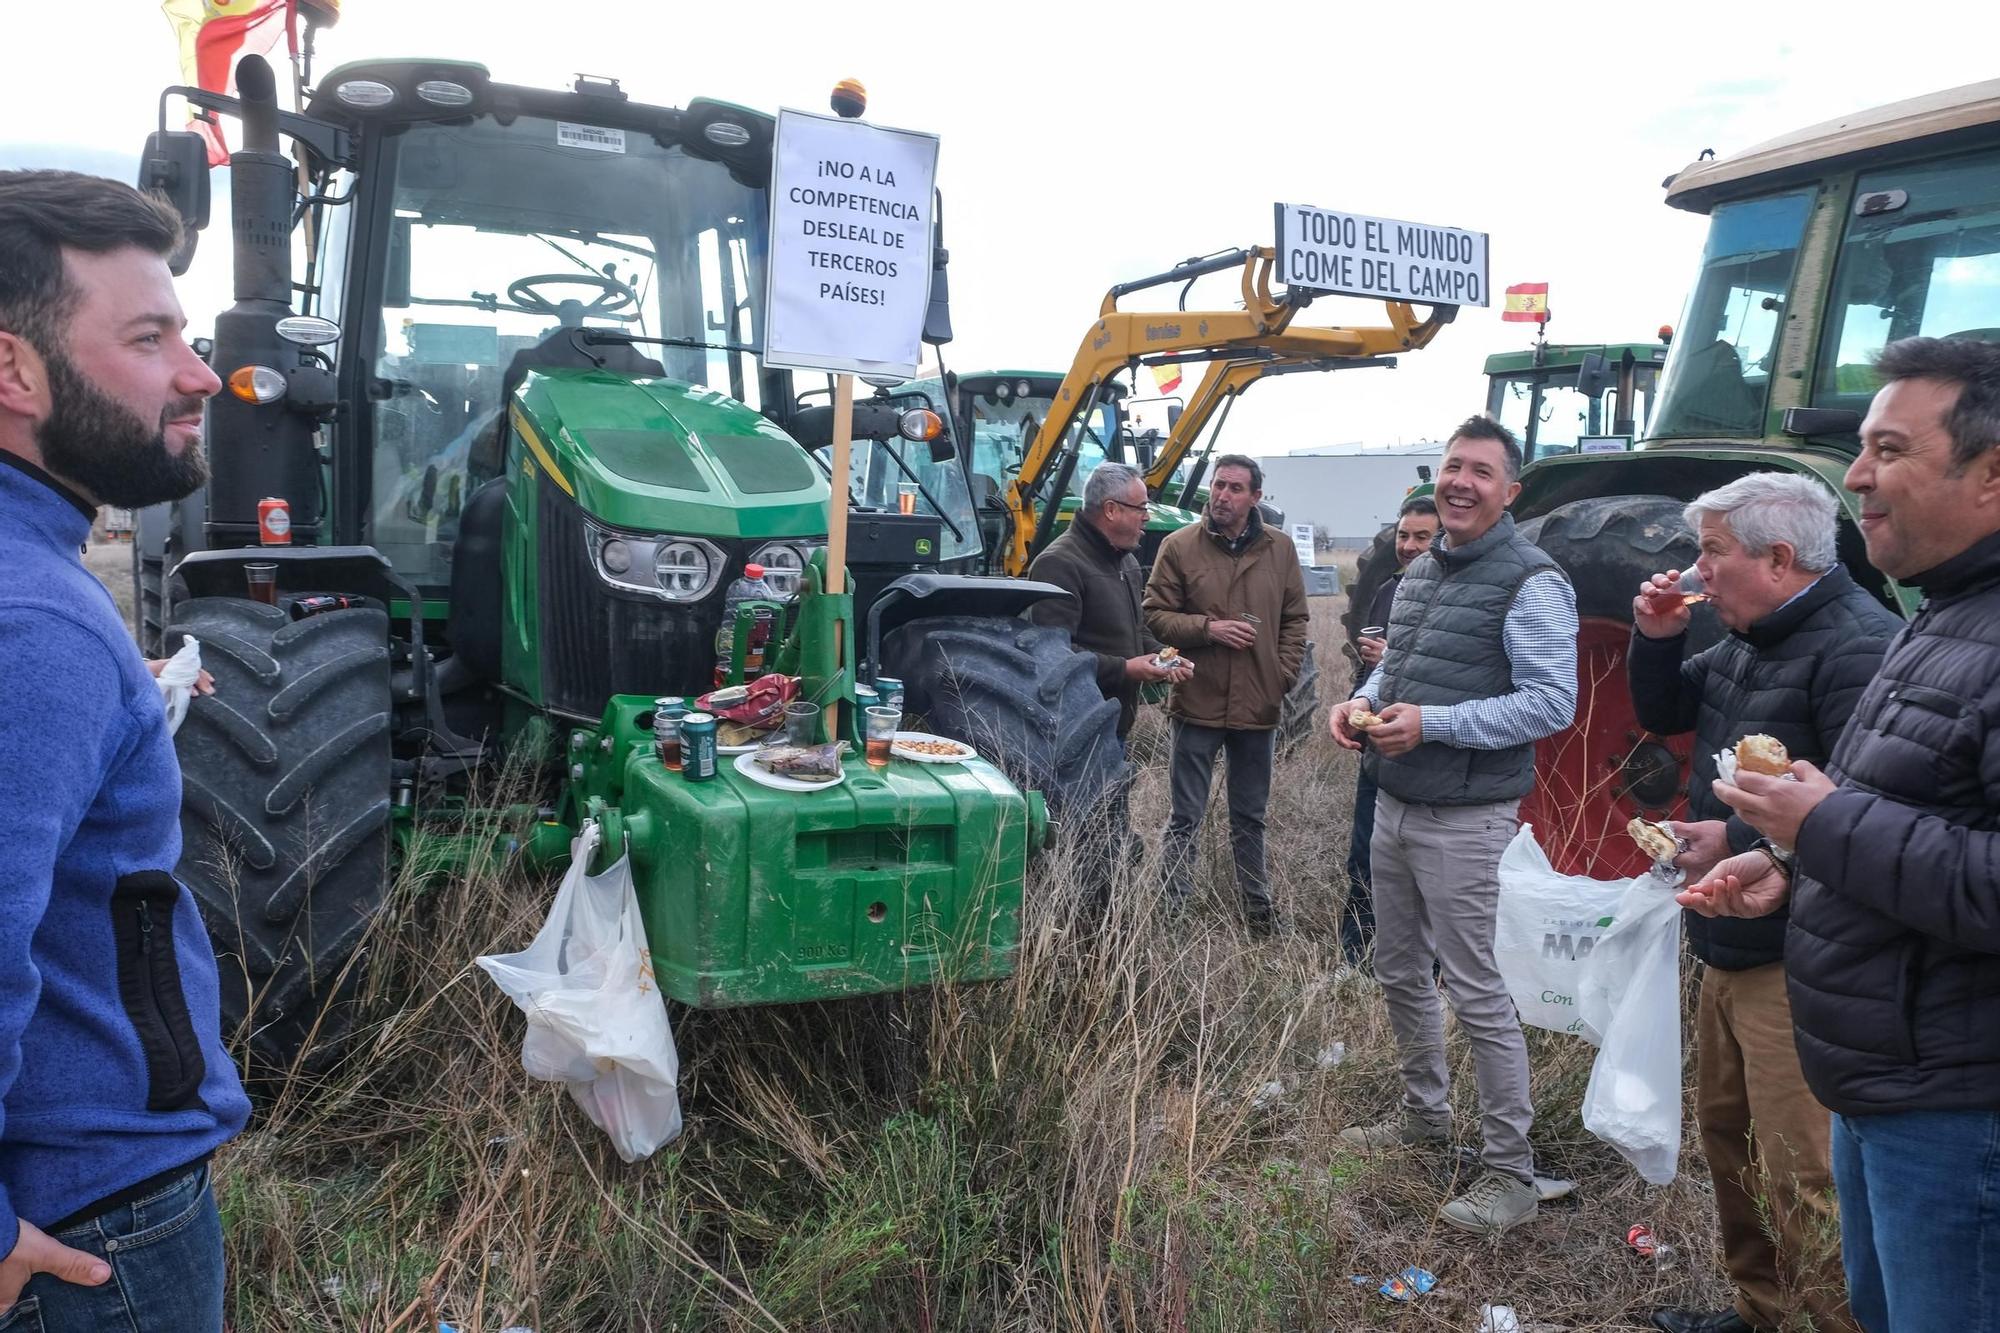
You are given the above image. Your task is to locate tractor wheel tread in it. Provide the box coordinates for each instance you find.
[163,599,392,1074]
[882,615,1128,818]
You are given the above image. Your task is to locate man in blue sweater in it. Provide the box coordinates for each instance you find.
[0,170,247,1328]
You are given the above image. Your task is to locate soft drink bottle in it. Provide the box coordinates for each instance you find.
[715,563,779,680]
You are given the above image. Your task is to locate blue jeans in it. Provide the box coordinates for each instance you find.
[0,1164,224,1333]
[1340,768,1379,964]
[1832,1109,2000,1332]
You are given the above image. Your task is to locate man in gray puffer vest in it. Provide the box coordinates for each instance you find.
[1684,337,2000,1333]
[1629,472,1892,1333]
[1331,417,1578,1236]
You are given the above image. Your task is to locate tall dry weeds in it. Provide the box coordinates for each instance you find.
[217,595,1760,1332]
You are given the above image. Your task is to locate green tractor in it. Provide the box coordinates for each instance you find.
[1505,78,2000,876]
[134,55,1125,1073]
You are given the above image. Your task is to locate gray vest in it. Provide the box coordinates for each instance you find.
[1366,513,1562,805]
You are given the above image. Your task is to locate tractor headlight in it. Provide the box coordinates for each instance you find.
[749,541,819,598]
[653,542,712,597]
[584,517,723,602]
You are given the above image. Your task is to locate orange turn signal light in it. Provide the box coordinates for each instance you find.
[228,365,286,404]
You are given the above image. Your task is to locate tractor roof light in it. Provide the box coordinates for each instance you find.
[898,408,943,442]
[333,78,397,110]
[415,79,475,108]
[275,315,341,347]
[702,120,752,147]
[228,365,288,404]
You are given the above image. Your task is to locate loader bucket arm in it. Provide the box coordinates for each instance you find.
[999,246,1454,574]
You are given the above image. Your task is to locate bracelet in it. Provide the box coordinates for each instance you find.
[1753,842,1792,877]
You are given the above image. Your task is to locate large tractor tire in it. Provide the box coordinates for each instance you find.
[166,598,393,1074]
[1276,640,1320,755]
[880,615,1128,822]
[1515,494,1720,878]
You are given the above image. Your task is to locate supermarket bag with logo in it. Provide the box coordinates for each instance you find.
[476,821,683,1161]
[1494,825,1627,1039]
[1574,868,1685,1184]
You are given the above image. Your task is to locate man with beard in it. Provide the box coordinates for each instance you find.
[0,170,248,1329]
[1145,454,1310,934]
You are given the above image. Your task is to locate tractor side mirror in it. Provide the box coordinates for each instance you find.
[922,193,952,346]
[1575,351,1613,398]
[139,130,210,275]
[384,216,413,309]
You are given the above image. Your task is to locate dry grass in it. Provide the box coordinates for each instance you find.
[88,562,1790,1330]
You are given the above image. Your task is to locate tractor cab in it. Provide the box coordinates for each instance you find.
[1483,340,1668,464]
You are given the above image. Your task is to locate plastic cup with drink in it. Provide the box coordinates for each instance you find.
[244,562,279,606]
[864,705,901,769]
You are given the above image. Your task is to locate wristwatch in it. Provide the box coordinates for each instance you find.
[1752,837,1793,876]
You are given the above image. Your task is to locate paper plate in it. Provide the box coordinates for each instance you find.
[733,749,846,792]
[891,731,977,764]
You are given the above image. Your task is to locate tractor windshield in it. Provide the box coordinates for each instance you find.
[366,112,767,585]
[1813,146,2000,414]
[1652,189,1814,439]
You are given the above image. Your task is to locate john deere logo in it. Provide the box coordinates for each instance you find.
[915,538,933,556]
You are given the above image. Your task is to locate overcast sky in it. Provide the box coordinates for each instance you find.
[6,1,1997,455]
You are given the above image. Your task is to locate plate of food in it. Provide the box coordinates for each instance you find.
[891,731,977,764]
[735,745,846,792]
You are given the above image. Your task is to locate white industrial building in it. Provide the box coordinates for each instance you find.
[1258,444,1444,548]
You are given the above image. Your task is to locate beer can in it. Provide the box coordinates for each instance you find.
[854,684,879,711]
[680,711,718,781]
[875,675,904,712]
[257,497,292,545]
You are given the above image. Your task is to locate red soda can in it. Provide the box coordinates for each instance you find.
[258,497,292,545]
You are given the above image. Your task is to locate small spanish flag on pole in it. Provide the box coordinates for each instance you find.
[1150,362,1183,395]
[1502,282,1550,324]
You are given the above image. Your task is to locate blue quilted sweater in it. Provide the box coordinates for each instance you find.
[0,454,247,1256]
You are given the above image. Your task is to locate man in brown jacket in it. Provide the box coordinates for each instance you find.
[1144,454,1309,932]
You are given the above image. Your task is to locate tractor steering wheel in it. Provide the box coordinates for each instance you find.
[506,272,641,324]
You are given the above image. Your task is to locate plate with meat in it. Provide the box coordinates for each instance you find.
[890,732,978,764]
[735,745,847,792]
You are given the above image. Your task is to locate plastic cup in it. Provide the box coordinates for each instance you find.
[864,705,901,768]
[1676,568,1709,605]
[897,482,919,515]
[783,700,822,745]
[1361,625,1386,639]
[244,562,279,605]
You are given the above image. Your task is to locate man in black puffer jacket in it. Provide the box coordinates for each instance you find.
[1683,336,2000,1333]
[1629,472,1894,1333]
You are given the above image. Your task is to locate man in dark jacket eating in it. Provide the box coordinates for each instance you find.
[1629,471,1894,1333]
[1682,336,2000,1333]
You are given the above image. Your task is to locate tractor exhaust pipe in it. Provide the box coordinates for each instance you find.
[204,53,320,547]
[229,56,291,307]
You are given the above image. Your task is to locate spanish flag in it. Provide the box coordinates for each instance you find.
[1502,282,1550,324]
[161,0,298,164]
[1150,362,1183,395]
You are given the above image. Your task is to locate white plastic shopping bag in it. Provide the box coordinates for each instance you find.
[1495,823,1687,1184]
[1575,869,1686,1185]
[1494,825,1625,1039]
[155,636,202,735]
[476,822,683,1161]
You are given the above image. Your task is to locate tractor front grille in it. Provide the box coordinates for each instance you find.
[537,476,726,718]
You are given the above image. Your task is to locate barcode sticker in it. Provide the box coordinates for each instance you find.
[557,122,626,154]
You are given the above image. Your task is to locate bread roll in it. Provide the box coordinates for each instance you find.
[1350,709,1386,730]
[1628,817,1679,863]
[1735,734,1791,778]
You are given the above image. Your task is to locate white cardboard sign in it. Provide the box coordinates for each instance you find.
[1289,521,1316,568]
[764,109,940,379]
[1274,202,1489,307]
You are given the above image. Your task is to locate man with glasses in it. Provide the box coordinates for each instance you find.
[1029,463,1189,910]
